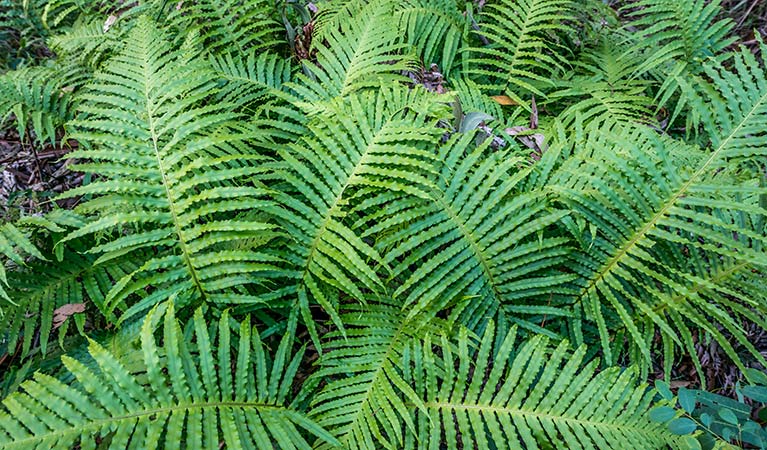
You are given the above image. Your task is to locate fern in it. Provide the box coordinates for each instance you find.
[273,87,447,346]
[403,322,685,449]
[1,1,766,448]
[307,296,448,449]
[0,304,339,449]
[359,130,573,335]
[547,111,767,373]
[468,0,574,106]
[59,17,283,321]
[169,0,284,57]
[1,245,138,359]
[626,0,735,120]
[0,65,84,145]
[290,0,417,110]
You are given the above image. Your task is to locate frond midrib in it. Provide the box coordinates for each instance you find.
[1,400,287,449]
[432,194,503,306]
[139,43,207,301]
[299,121,391,290]
[423,401,665,437]
[576,88,767,305]
[319,315,410,444]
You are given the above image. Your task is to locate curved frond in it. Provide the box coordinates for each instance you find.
[2,247,137,359]
[551,37,654,127]
[169,0,284,57]
[626,0,735,117]
[61,16,283,321]
[0,304,339,449]
[402,322,684,449]
[273,87,448,346]
[308,296,448,450]
[395,0,468,73]
[360,131,573,334]
[549,113,767,373]
[290,0,417,110]
[468,0,574,106]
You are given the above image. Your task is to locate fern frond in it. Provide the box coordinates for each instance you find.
[307,296,449,450]
[2,247,137,360]
[0,304,339,449]
[551,37,654,127]
[290,0,417,110]
[360,130,573,335]
[47,20,117,66]
[396,0,468,73]
[549,115,767,373]
[209,50,305,140]
[468,0,574,107]
[169,0,284,57]
[60,16,283,322]
[273,87,448,346]
[0,222,46,306]
[0,64,84,145]
[402,322,684,449]
[626,0,735,118]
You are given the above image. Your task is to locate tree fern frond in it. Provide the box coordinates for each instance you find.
[0,304,339,449]
[60,16,283,322]
[402,322,684,449]
[468,0,574,107]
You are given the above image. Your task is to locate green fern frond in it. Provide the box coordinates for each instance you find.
[307,296,449,450]
[396,0,468,73]
[360,130,573,335]
[59,16,283,322]
[468,0,574,107]
[290,0,417,110]
[0,64,84,145]
[626,0,735,119]
[273,87,449,347]
[209,50,305,140]
[1,247,138,360]
[551,37,654,127]
[0,304,339,449]
[402,322,684,449]
[0,222,46,306]
[47,20,117,66]
[169,0,284,57]
[549,117,767,373]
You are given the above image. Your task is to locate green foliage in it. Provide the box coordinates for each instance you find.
[0,0,765,448]
[0,304,339,449]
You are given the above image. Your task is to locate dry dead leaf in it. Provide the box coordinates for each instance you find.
[491,95,517,106]
[53,303,86,328]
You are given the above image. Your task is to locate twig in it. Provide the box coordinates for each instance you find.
[737,0,760,29]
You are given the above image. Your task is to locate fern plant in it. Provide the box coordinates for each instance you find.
[0,0,765,448]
